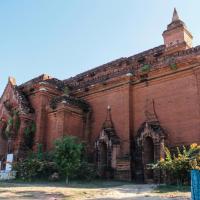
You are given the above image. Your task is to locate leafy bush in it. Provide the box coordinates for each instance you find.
[73,161,97,181]
[151,143,200,185]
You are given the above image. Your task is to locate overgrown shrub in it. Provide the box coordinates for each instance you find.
[13,157,57,181]
[73,161,97,181]
[23,121,36,149]
[14,136,97,182]
[151,143,200,185]
[13,144,58,181]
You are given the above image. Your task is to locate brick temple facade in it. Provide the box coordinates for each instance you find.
[1,9,200,183]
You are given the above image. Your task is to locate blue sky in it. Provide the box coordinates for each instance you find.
[0,0,200,95]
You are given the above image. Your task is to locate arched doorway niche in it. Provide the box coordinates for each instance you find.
[95,106,120,179]
[95,129,120,179]
[133,121,167,183]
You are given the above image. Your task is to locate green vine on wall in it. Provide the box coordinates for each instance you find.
[0,118,7,140]
[24,121,36,149]
[63,86,71,96]
[170,63,177,70]
[140,64,150,74]
[3,100,12,112]
[5,117,13,138]
[0,109,20,140]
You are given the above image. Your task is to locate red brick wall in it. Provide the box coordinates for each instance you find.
[46,111,60,150]
[29,92,51,149]
[133,70,200,146]
[46,105,84,150]
[0,135,7,157]
[84,84,131,156]
[63,111,84,139]
[0,83,18,118]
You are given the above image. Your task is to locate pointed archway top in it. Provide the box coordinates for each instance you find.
[102,105,114,129]
[96,106,120,145]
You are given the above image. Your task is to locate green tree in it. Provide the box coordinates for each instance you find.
[54,136,83,184]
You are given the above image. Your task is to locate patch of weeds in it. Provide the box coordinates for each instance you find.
[140,64,150,73]
[170,63,177,70]
[154,185,190,193]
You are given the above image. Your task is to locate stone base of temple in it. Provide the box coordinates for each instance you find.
[114,159,131,181]
[114,170,131,181]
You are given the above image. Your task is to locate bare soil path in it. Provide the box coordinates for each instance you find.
[0,182,191,200]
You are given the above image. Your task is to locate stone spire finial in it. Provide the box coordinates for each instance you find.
[107,105,111,111]
[172,8,180,22]
[163,8,193,52]
[8,77,16,86]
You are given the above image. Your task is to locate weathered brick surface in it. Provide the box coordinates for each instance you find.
[133,71,200,146]
[46,104,84,150]
[83,84,131,156]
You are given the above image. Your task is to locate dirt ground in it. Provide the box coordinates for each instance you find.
[0,182,191,200]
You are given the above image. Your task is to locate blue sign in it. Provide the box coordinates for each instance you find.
[191,170,200,200]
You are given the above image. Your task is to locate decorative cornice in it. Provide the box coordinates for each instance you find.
[14,45,200,97]
[50,95,91,112]
[64,45,200,91]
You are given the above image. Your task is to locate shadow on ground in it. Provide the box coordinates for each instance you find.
[0,189,69,200]
[0,180,132,189]
[154,185,190,193]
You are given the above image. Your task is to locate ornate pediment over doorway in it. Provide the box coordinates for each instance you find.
[134,99,167,183]
[95,106,120,179]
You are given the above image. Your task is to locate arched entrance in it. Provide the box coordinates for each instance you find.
[133,121,167,183]
[95,129,120,179]
[99,141,108,177]
[143,136,154,180]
